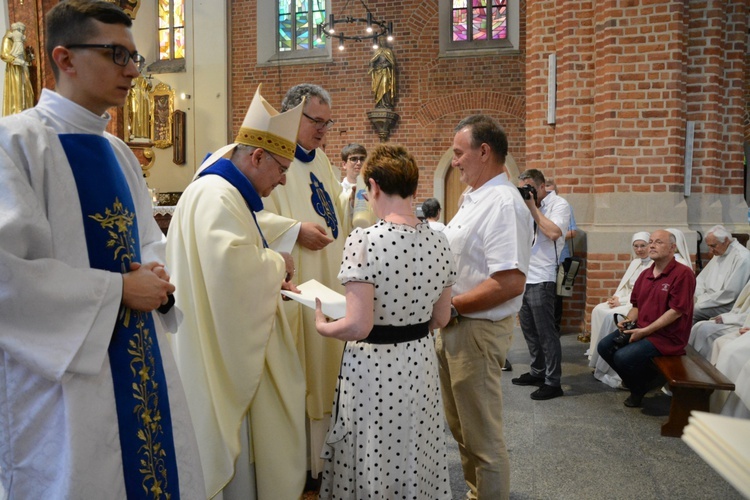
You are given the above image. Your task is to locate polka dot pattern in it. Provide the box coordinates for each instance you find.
[320,221,455,499]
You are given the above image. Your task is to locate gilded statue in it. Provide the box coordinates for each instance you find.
[126,75,151,141]
[1,22,35,116]
[369,46,396,109]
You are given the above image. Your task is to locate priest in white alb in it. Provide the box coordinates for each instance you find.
[690,278,750,360]
[166,85,307,499]
[692,225,750,323]
[256,84,351,478]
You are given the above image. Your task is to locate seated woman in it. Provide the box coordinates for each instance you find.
[588,232,651,387]
[314,144,455,499]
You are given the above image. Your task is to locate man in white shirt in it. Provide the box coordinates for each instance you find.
[692,225,750,323]
[437,114,533,500]
[513,169,571,400]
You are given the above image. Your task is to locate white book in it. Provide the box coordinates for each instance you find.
[682,411,750,497]
[280,279,346,320]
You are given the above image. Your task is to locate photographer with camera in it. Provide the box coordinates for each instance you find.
[597,229,696,408]
[513,169,571,400]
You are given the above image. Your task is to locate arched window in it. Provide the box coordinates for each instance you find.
[158,0,185,61]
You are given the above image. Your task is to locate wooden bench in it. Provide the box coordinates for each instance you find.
[653,344,735,438]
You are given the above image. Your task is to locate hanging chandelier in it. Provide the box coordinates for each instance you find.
[316,0,394,51]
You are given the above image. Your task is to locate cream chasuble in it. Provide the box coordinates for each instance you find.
[167,173,306,499]
[256,149,350,422]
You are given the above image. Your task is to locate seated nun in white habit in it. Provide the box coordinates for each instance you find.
[667,227,693,269]
[588,232,651,388]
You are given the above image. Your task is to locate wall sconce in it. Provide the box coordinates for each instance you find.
[180,93,191,100]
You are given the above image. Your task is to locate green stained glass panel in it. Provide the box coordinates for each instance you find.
[295,13,309,50]
[279,14,292,51]
[279,0,291,15]
[312,10,325,48]
[296,0,308,12]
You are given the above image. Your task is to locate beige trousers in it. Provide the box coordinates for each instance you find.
[436,315,514,500]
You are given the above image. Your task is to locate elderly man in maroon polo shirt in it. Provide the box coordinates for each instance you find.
[597,229,696,408]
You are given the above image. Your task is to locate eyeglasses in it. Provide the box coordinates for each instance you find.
[265,151,290,175]
[302,112,335,130]
[347,155,366,163]
[65,44,146,71]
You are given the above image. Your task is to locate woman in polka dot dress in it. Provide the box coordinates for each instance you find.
[315,144,456,499]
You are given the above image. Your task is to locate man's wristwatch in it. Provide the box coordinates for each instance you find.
[450,303,459,318]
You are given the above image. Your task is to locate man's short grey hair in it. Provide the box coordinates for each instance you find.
[281,84,332,112]
[519,169,545,187]
[230,144,257,161]
[707,224,732,242]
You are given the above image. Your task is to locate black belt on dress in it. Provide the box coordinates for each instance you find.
[359,322,429,344]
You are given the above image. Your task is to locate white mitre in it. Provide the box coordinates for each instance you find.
[195,84,304,176]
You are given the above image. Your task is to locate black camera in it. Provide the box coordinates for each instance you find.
[612,314,636,349]
[518,184,537,201]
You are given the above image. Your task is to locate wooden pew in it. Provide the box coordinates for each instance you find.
[653,345,735,437]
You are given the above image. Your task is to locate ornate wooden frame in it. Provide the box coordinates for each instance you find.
[150,82,174,149]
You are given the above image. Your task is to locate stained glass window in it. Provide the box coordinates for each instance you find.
[278,0,326,52]
[159,0,185,60]
[452,0,507,42]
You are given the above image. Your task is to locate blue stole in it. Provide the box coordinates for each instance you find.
[296,145,339,239]
[59,134,180,499]
[198,158,269,247]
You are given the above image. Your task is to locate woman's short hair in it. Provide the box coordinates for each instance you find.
[362,144,418,199]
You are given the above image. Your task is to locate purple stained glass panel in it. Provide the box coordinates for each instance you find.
[492,4,507,39]
[452,9,467,41]
[472,2,488,41]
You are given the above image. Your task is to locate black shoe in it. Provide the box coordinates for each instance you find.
[511,372,544,386]
[530,384,564,400]
[502,359,512,371]
[623,393,644,408]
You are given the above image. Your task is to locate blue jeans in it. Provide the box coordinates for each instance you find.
[518,282,562,386]
[598,331,662,396]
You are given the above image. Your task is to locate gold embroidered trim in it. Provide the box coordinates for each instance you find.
[89,198,172,498]
[235,127,296,160]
